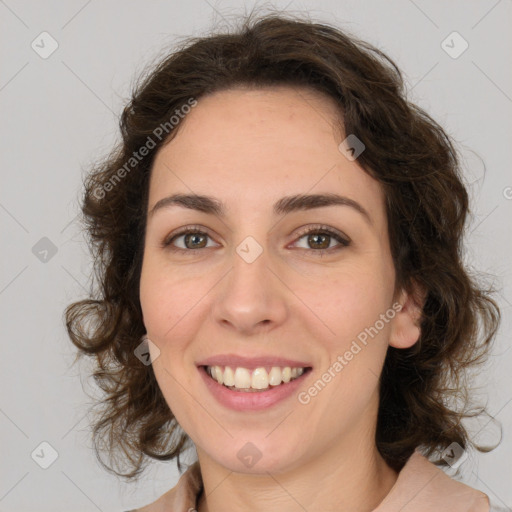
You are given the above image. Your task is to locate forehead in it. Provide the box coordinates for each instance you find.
[149,86,386,227]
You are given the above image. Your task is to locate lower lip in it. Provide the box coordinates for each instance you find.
[198,366,311,411]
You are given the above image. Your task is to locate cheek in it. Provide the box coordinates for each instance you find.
[300,265,394,418]
[139,258,213,368]
[139,263,199,415]
[140,256,192,333]
[139,264,171,339]
[299,260,394,340]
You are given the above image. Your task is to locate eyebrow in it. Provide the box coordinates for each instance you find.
[148,192,372,225]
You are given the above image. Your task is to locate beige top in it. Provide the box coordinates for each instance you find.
[129,449,495,511]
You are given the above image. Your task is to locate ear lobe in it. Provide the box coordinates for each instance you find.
[389,282,426,349]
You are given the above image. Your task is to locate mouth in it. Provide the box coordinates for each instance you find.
[200,364,313,392]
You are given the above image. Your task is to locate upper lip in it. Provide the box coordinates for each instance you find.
[196,354,312,370]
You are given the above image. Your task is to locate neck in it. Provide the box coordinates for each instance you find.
[196,406,398,512]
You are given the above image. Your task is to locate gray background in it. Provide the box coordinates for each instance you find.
[1,0,511,510]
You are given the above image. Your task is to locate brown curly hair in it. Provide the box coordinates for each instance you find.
[65,10,502,480]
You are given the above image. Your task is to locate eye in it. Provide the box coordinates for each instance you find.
[161,224,351,254]
[291,225,351,255]
[161,225,216,252]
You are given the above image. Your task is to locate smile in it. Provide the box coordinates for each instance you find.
[204,365,309,391]
[198,365,313,411]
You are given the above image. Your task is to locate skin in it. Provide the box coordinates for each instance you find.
[138,85,424,512]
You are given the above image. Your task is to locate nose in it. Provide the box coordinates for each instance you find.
[210,241,289,336]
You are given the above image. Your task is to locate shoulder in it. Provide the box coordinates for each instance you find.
[125,461,203,512]
[122,495,170,512]
[376,449,492,512]
[488,501,511,512]
[123,489,179,512]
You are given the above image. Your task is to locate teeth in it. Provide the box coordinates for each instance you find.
[205,365,307,390]
[223,366,235,386]
[234,367,251,389]
[268,367,282,386]
[251,367,268,390]
[214,366,224,385]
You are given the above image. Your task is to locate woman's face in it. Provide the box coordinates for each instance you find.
[139,86,420,474]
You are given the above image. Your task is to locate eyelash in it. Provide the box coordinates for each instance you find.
[161,224,351,256]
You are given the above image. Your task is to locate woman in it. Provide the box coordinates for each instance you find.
[65,12,506,512]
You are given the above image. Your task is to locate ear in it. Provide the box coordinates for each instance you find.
[389,281,426,349]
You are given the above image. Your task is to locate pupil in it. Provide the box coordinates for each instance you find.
[186,233,205,248]
[310,233,328,249]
